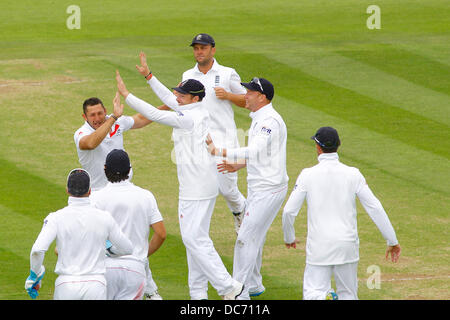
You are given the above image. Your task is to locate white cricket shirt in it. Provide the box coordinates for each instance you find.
[30,197,133,276]
[182,59,246,148]
[226,103,289,192]
[90,180,163,262]
[282,153,399,265]
[125,79,218,200]
[74,116,134,191]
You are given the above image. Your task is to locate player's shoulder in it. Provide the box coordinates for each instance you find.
[74,122,92,138]
[182,67,196,79]
[338,161,361,175]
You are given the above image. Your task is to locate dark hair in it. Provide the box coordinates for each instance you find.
[83,97,104,114]
[104,167,130,183]
[320,145,339,153]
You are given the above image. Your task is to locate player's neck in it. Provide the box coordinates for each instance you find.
[198,59,214,74]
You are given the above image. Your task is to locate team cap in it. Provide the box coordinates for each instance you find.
[172,79,206,99]
[105,149,131,176]
[241,77,275,101]
[311,127,341,149]
[190,33,215,47]
[67,168,91,197]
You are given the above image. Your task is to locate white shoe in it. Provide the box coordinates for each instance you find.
[144,291,163,300]
[222,281,244,300]
[249,285,265,297]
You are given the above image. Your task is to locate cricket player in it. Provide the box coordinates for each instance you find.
[282,127,401,300]
[115,70,243,300]
[136,33,247,233]
[25,168,133,300]
[73,93,161,298]
[74,95,151,191]
[90,149,166,300]
[206,77,289,299]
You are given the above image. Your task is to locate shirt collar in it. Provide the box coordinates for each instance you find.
[68,196,91,206]
[106,180,132,188]
[179,101,203,111]
[318,152,339,162]
[249,103,274,120]
[194,58,219,74]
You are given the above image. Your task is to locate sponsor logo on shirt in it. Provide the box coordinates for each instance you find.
[260,126,272,135]
[177,111,184,117]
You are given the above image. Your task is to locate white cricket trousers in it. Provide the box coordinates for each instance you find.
[54,275,106,300]
[217,169,246,213]
[233,185,288,300]
[105,257,146,300]
[303,262,359,300]
[178,198,235,299]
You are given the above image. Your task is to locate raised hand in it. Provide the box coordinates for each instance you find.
[115,70,130,98]
[136,51,151,76]
[112,91,124,119]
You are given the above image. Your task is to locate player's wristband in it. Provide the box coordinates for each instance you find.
[111,114,118,121]
[145,71,153,80]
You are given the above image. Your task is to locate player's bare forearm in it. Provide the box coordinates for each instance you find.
[148,221,166,256]
[215,88,246,108]
[79,116,116,150]
[227,93,246,108]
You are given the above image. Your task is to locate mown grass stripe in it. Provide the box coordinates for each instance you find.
[0,157,67,220]
[338,44,450,96]
[220,51,449,159]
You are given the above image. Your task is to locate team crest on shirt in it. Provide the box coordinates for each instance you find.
[177,111,184,117]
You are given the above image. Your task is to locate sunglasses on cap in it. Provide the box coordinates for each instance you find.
[251,77,264,94]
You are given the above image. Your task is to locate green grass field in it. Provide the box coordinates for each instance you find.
[0,0,448,300]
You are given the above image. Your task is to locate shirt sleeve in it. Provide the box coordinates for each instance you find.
[147,76,181,112]
[229,69,247,94]
[117,115,135,132]
[30,213,58,273]
[226,118,279,162]
[147,192,163,225]
[74,129,90,149]
[356,173,399,246]
[125,93,194,130]
[282,172,307,244]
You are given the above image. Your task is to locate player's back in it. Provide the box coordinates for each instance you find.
[50,199,115,275]
[91,181,161,261]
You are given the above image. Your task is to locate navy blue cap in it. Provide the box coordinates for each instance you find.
[311,127,341,149]
[190,33,215,47]
[241,77,274,101]
[105,149,131,175]
[172,79,206,99]
[67,168,90,196]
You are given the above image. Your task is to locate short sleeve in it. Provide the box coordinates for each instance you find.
[147,192,163,225]
[229,69,247,94]
[117,115,135,132]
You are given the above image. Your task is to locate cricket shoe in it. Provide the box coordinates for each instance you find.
[223,281,244,300]
[325,289,338,300]
[249,285,265,297]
